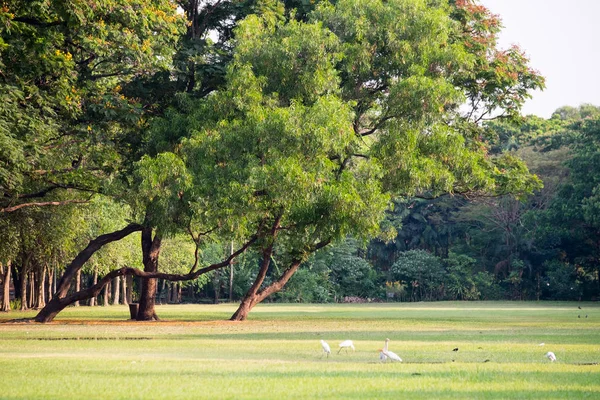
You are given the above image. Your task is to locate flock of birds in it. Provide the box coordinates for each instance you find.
[319,338,558,363]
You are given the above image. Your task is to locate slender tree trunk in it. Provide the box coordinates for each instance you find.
[52,267,57,297]
[28,271,35,308]
[1,262,11,311]
[126,274,133,304]
[112,275,120,305]
[229,241,234,302]
[34,224,143,323]
[121,276,128,306]
[34,266,46,309]
[74,269,81,307]
[11,264,21,302]
[137,226,162,321]
[213,270,220,304]
[46,267,54,302]
[89,267,98,306]
[19,266,27,311]
[103,282,110,307]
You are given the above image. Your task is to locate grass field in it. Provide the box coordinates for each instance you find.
[1,302,599,399]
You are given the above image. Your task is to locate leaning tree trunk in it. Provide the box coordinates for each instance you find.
[230,246,274,321]
[1,262,11,311]
[34,223,143,323]
[137,227,162,321]
[230,238,329,321]
[231,259,304,321]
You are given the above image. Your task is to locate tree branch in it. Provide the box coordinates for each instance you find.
[0,197,92,213]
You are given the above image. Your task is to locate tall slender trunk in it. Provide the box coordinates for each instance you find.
[34,266,46,309]
[89,267,98,306]
[52,267,57,297]
[11,264,21,301]
[103,282,110,306]
[229,241,234,302]
[1,262,11,311]
[112,275,120,305]
[19,266,27,311]
[28,271,35,308]
[121,275,128,306]
[74,269,81,307]
[126,275,133,304]
[213,270,221,304]
[137,226,162,321]
[46,267,54,302]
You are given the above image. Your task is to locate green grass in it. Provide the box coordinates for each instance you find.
[1,302,599,399]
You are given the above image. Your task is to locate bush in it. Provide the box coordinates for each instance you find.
[391,250,444,301]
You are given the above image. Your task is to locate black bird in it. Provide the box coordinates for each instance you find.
[586,315,588,318]
[453,348,459,352]
[483,359,490,363]
[578,315,581,318]
[578,306,582,309]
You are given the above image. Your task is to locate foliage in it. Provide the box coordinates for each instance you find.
[391,250,445,301]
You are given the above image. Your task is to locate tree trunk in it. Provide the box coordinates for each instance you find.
[34,265,46,309]
[229,241,234,302]
[28,271,35,308]
[11,264,21,302]
[46,267,54,302]
[89,267,98,306]
[121,275,128,306]
[74,269,81,307]
[126,274,133,304]
[1,262,11,312]
[19,266,27,311]
[34,224,143,322]
[137,226,162,321]
[213,269,220,304]
[112,275,120,305]
[230,246,274,321]
[103,282,110,307]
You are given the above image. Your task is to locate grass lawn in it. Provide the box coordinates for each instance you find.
[0,302,599,399]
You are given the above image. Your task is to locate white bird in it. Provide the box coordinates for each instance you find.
[546,351,557,362]
[380,338,402,362]
[338,340,355,354]
[380,348,403,362]
[320,340,331,358]
[538,343,545,346]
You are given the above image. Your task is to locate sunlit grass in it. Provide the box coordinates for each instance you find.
[1,302,599,399]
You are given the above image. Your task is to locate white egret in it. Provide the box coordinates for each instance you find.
[320,340,331,358]
[380,338,402,362]
[379,348,403,362]
[338,340,355,354]
[546,351,557,362]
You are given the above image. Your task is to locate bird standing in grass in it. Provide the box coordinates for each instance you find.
[546,351,557,362]
[380,338,402,362]
[338,340,355,354]
[320,340,331,358]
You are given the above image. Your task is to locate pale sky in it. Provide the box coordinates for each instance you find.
[480,0,600,118]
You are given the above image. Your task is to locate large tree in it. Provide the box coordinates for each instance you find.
[160,0,543,320]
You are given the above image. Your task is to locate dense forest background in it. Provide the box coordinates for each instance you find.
[3,104,599,308]
[0,0,598,317]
